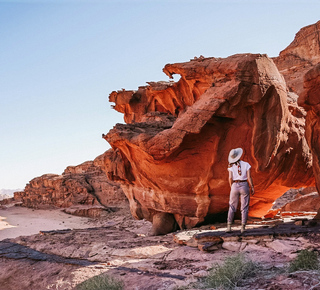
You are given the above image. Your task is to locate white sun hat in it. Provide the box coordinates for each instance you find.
[228,148,243,163]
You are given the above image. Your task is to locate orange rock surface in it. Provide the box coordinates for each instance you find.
[274,20,320,193]
[262,22,320,211]
[103,35,319,230]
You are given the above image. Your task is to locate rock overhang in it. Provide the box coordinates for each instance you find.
[103,22,320,233]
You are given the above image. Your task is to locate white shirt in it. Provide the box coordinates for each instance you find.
[227,160,251,181]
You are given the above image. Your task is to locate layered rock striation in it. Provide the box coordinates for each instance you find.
[15,153,126,217]
[103,26,320,232]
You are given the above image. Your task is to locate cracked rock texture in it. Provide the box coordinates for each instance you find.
[103,21,320,231]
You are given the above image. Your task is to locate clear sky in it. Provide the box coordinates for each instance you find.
[1,0,320,190]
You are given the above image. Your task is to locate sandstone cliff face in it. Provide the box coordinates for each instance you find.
[300,64,320,194]
[103,44,318,230]
[274,20,320,194]
[15,152,126,217]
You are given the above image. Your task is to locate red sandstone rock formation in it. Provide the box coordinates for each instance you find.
[11,21,320,233]
[300,65,320,193]
[103,44,318,231]
[274,20,320,194]
[15,153,126,217]
[264,187,319,218]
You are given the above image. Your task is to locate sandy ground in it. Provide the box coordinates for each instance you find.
[2,205,320,289]
[0,205,96,240]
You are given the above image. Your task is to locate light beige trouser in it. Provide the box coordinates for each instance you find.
[227,181,250,224]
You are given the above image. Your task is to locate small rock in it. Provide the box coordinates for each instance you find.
[198,242,219,252]
[194,232,223,245]
[186,237,198,248]
[193,270,208,278]
[294,220,304,226]
[244,239,259,244]
[222,242,241,251]
[266,239,300,255]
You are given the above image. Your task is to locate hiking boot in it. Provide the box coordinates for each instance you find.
[241,224,246,234]
[226,223,232,232]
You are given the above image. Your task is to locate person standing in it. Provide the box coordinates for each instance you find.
[226,148,254,233]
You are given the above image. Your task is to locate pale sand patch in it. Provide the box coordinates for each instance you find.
[0,205,95,240]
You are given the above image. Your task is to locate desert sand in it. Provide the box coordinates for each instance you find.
[0,205,96,240]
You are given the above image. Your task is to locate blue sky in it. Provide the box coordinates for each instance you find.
[1,0,320,189]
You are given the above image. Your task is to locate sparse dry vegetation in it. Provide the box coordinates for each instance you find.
[205,253,257,289]
[289,249,319,272]
[75,274,124,290]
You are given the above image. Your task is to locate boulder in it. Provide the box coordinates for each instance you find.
[150,212,178,236]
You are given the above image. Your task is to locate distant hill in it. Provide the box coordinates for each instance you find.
[0,189,22,201]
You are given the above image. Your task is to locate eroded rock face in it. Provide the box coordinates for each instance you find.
[265,187,319,218]
[274,21,320,95]
[300,64,320,193]
[15,152,126,216]
[274,20,320,194]
[103,50,316,231]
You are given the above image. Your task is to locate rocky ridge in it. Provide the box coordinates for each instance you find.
[13,153,126,218]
